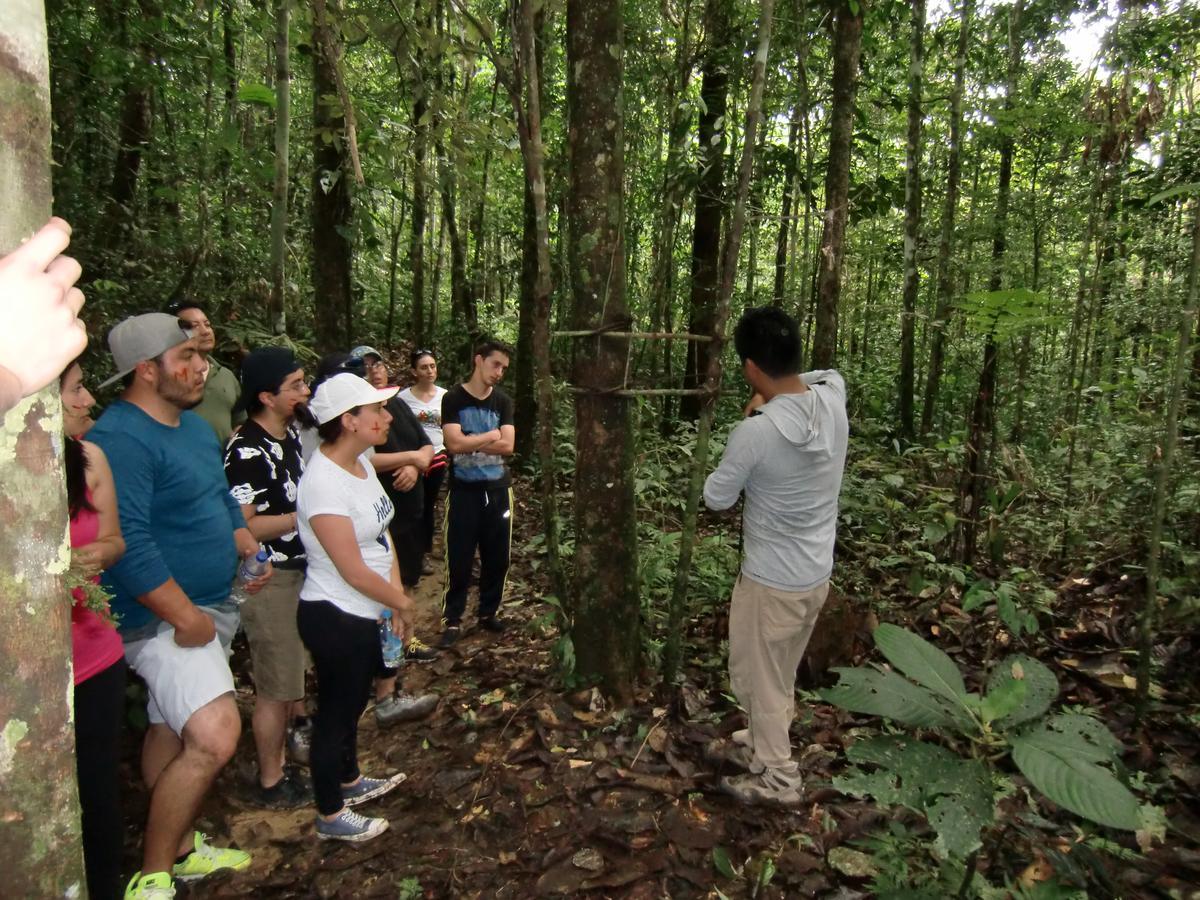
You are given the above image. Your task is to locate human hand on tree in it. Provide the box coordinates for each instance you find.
[0,218,87,415]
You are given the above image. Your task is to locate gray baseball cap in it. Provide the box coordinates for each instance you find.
[99,313,195,388]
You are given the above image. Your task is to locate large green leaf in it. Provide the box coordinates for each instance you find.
[1010,726,1140,830]
[1043,712,1122,762]
[926,758,994,859]
[873,624,968,707]
[985,654,1058,726]
[819,667,960,728]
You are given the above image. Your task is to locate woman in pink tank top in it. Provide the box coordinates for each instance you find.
[63,360,127,900]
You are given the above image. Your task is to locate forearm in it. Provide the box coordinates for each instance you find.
[247,512,297,542]
[371,449,431,473]
[82,535,125,571]
[341,561,413,614]
[137,579,199,626]
[444,431,500,453]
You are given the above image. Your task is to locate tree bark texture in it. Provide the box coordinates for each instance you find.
[566,0,640,700]
[811,0,863,370]
[311,13,353,353]
[922,0,973,436]
[0,2,87,892]
[898,0,925,439]
[680,0,732,421]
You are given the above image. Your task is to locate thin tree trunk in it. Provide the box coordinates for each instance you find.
[898,0,925,439]
[0,2,86,890]
[310,11,353,352]
[1137,198,1200,715]
[811,0,863,369]
[665,0,775,684]
[958,0,1021,566]
[772,109,801,306]
[219,0,238,238]
[407,3,430,345]
[680,0,732,421]
[268,0,290,334]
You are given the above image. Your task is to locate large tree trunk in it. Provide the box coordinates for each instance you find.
[898,0,925,439]
[810,0,863,369]
[921,0,973,436]
[680,0,732,421]
[311,11,353,352]
[268,0,290,335]
[566,0,640,700]
[0,2,87,891]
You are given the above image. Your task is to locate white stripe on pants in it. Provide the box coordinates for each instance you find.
[728,573,828,772]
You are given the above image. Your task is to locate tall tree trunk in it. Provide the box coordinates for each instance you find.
[0,2,86,891]
[772,109,801,306]
[665,0,776,683]
[680,0,732,421]
[567,0,640,700]
[811,0,863,369]
[898,0,925,439]
[268,0,290,334]
[1137,199,1200,715]
[218,0,238,239]
[957,0,1021,566]
[311,12,352,352]
[514,10,546,461]
[102,41,152,252]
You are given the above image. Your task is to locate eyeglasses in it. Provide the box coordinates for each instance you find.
[364,359,387,370]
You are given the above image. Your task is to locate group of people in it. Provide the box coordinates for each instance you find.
[5,221,848,900]
[57,295,519,898]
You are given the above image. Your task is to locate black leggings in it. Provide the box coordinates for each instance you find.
[422,462,446,553]
[297,600,382,815]
[75,659,126,900]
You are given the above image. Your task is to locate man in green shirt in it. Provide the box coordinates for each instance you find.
[170,300,241,447]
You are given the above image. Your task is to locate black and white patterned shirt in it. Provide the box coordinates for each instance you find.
[223,419,306,564]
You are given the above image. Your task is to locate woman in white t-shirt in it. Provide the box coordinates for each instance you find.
[397,348,449,558]
[296,373,416,843]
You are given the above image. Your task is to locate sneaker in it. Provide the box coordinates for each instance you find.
[439,625,461,648]
[704,737,758,771]
[172,831,252,881]
[479,615,507,633]
[406,636,439,663]
[376,692,439,726]
[125,871,175,899]
[315,807,389,843]
[254,769,310,809]
[342,772,407,807]
[719,768,804,807]
[287,723,312,766]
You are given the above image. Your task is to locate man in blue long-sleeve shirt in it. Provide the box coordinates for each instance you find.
[90,313,270,899]
[702,307,848,808]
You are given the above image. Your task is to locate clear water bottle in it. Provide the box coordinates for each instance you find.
[379,609,404,668]
[231,548,271,604]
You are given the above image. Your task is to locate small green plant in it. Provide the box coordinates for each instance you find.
[820,625,1159,865]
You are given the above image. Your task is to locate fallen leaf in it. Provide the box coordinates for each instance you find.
[828,847,876,879]
[571,848,605,872]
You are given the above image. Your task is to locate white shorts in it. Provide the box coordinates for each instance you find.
[123,603,240,736]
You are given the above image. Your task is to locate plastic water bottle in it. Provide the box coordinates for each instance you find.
[231,548,271,604]
[379,610,404,668]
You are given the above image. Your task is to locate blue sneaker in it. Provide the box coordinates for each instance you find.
[315,808,389,842]
[342,772,406,807]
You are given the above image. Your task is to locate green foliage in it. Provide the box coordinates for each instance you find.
[821,625,1154,859]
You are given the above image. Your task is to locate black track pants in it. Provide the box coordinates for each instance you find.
[441,485,513,625]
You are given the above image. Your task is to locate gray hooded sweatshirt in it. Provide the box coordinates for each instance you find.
[703,370,848,592]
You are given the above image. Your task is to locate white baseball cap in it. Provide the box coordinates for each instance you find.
[309,372,398,425]
[99,313,195,388]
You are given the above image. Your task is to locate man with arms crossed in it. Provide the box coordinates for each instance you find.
[90,313,269,899]
[439,339,516,647]
[703,307,848,807]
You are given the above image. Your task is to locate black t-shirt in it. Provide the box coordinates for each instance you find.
[223,419,306,563]
[378,396,432,522]
[441,384,514,489]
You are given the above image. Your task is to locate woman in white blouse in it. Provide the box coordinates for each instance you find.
[397,349,448,563]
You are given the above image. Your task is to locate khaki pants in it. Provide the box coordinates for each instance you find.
[728,573,828,772]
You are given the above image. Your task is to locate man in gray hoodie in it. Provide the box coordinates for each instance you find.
[703,306,848,806]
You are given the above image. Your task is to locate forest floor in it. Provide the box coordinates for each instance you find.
[116,479,1200,899]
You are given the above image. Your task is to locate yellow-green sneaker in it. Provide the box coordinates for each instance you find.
[124,871,175,899]
[172,831,251,881]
